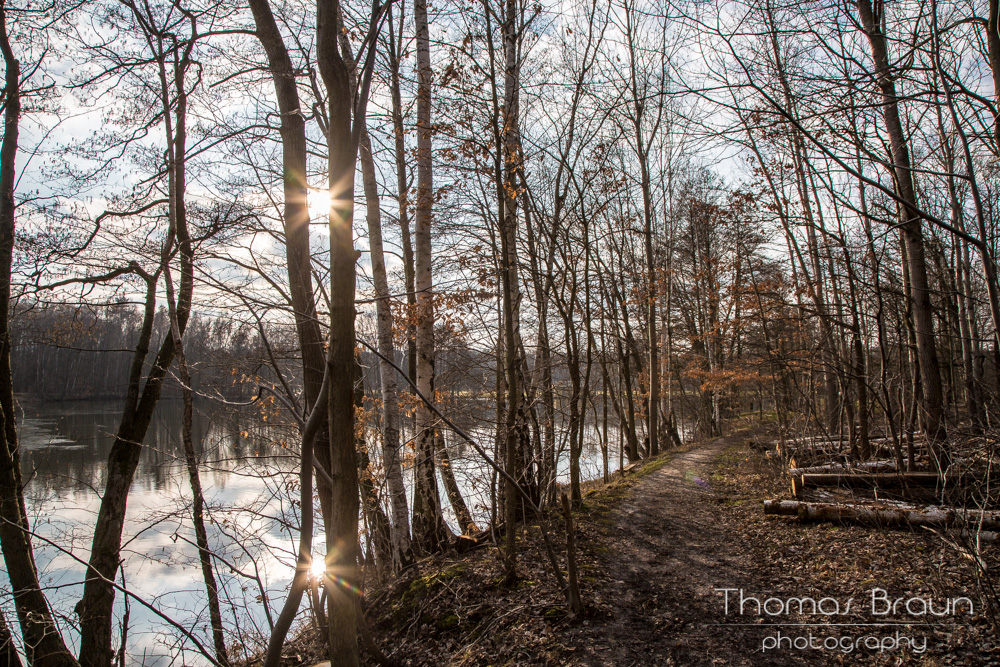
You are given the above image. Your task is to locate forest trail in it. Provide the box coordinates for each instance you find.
[563,432,801,666]
[365,429,991,665]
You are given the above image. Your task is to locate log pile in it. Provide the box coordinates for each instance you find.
[763,433,995,534]
[778,435,929,467]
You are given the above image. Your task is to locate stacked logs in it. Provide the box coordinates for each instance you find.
[763,435,993,532]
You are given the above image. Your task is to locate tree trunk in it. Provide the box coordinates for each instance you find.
[566,329,582,504]
[856,0,948,468]
[248,0,327,410]
[928,2,1000,400]
[356,369,393,575]
[986,0,1000,145]
[0,10,78,662]
[250,0,335,659]
[316,0,365,660]
[436,431,477,534]
[499,0,528,583]
[411,0,453,554]
[388,8,418,387]
[166,272,229,666]
[560,494,584,616]
[624,4,659,458]
[79,23,197,662]
[0,607,21,667]
[765,6,841,437]
[601,253,641,462]
[360,129,413,569]
[522,180,556,507]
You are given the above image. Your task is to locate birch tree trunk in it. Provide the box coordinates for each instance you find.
[411,0,453,553]
[360,130,413,568]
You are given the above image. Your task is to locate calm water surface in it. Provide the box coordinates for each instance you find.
[5,398,627,665]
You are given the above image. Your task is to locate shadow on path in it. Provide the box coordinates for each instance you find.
[563,433,814,666]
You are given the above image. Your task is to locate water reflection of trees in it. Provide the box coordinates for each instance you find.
[16,397,305,661]
[11,302,286,402]
[19,400,295,496]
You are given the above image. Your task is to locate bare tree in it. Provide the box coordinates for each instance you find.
[0,1,79,662]
[855,0,948,467]
[411,0,453,554]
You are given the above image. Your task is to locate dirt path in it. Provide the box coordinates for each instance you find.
[363,429,993,665]
[563,433,801,666]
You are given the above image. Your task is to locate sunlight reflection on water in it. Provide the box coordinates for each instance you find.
[6,398,636,665]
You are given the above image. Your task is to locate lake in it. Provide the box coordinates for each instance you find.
[4,398,628,665]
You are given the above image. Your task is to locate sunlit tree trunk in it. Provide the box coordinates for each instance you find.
[249,0,337,658]
[316,0,384,658]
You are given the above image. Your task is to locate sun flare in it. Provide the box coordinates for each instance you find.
[308,188,331,219]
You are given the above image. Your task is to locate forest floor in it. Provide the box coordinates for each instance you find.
[283,426,1000,666]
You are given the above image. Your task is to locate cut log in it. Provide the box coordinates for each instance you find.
[622,461,643,475]
[765,499,921,514]
[781,444,847,457]
[786,454,850,471]
[763,500,801,515]
[789,455,932,473]
[763,500,1000,530]
[789,460,898,476]
[791,472,984,498]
